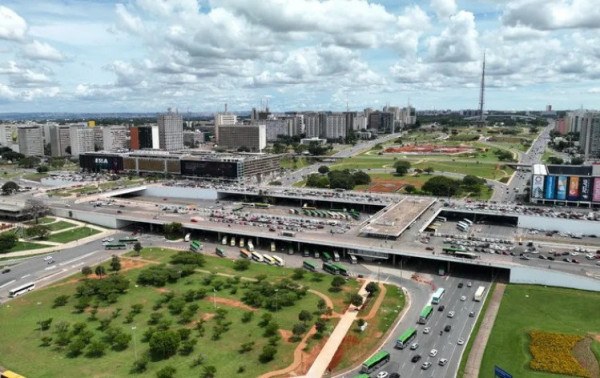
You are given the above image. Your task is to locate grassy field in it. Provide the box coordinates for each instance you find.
[25,216,55,225]
[4,241,47,253]
[280,157,310,170]
[46,227,100,243]
[47,221,77,232]
[0,248,363,377]
[480,285,600,378]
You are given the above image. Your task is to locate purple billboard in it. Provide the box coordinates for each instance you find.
[593,178,600,202]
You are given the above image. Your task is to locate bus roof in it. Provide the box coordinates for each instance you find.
[419,305,433,317]
[397,327,416,341]
[433,287,445,296]
[363,350,390,367]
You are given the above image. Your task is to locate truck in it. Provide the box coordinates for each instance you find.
[333,251,340,262]
[184,233,191,242]
[474,286,486,302]
[247,241,254,252]
[349,255,358,264]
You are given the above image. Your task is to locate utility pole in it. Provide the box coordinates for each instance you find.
[478,52,486,124]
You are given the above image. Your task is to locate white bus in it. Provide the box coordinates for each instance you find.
[333,251,340,262]
[251,251,264,262]
[239,238,245,248]
[270,242,276,252]
[457,224,469,232]
[457,221,469,229]
[463,219,474,226]
[247,241,254,252]
[272,255,284,266]
[230,237,236,247]
[436,216,447,222]
[474,286,486,302]
[184,233,191,242]
[222,236,227,245]
[349,255,358,264]
[9,282,35,298]
[262,254,275,265]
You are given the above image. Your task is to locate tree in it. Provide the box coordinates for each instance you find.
[329,276,346,292]
[130,356,149,373]
[95,265,106,277]
[291,268,304,280]
[233,259,250,271]
[149,330,181,360]
[85,340,107,358]
[292,322,308,338]
[36,165,49,173]
[67,338,86,357]
[349,293,363,307]
[259,345,277,363]
[156,366,176,378]
[424,167,434,174]
[25,224,50,239]
[394,160,411,176]
[352,170,371,185]
[318,165,329,174]
[404,184,416,194]
[65,146,71,155]
[571,157,584,165]
[18,156,41,168]
[422,176,461,197]
[1,181,19,195]
[110,255,122,272]
[315,319,326,334]
[201,365,217,378]
[327,170,355,190]
[37,318,53,331]
[24,198,48,224]
[163,222,183,240]
[0,232,17,252]
[81,266,92,276]
[133,242,142,256]
[237,146,250,152]
[547,156,564,165]
[53,295,70,308]
[306,173,329,188]
[365,282,379,296]
[298,310,313,322]
[272,142,287,154]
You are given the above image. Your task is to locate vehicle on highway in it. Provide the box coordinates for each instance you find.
[460,295,466,301]
[423,327,431,334]
[474,286,486,301]
[458,338,465,345]
[389,373,400,378]
[376,371,389,378]
[1,268,10,274]
[458,282,463,288]
[438,305,445,312]
[395,327,417,349]
[439,358,448,366]
[469,311,475,317]
[8,282,35,298]
[467,281,472,287]
[444,325,452,332]
[410,342,419,350]
[432,287,445,304]
[418,305,433,324]
[421,362,432,370]
[360,350,390,374]
[429,349,438,357]
[447,311,455,318]
[411,355,421,363]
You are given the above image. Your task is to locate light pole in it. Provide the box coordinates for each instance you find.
[274,289,279,312]
[213,288,217,309]
[131,326,137,360]
[377,261,381,283]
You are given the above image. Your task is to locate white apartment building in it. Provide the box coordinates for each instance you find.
[49,125,71,157]
[102,125,129,152]
[158,110,183,151]
[17,125,44,156]
[69,126,95,157]
[304,113,322,138]
[324,114,347,140]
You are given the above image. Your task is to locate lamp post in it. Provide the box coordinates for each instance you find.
[274,289,279,312]
[213,288,217,309]
[131,326,137,360]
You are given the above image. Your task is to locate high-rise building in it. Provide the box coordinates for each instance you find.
[130,126,155,150]
[304,113,322,138]
[217,124,266,152]
[94,127,104,151]
[566,110,587,133]
[368,111,394,132]
[69,126,95,157]
[183,131,204,148]
[102,126,129,152]
[579,113,600,160]
[0,124,18,151]
[158,109,183,151]
[352,114,368,131]
[554,118,568,135]
[50,125,71,157]
[17,125,44,156]
[324,114,347,140]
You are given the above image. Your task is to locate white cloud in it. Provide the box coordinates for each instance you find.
[135,0,199,18]
[23,40,65,61]
[503,0,600,30]
[430,0,457,19]
[427,11,479,63]
[115,4,145,34]
[0,5,27,41]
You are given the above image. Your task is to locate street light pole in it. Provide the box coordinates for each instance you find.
[274,289,279,312]
[213,289,217,309]
[131,326,137,360]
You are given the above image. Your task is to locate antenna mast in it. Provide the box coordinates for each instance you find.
[478,52,486,123]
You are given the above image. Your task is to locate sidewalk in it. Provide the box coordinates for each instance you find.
[301,280,371,378]
[464,283,506,378]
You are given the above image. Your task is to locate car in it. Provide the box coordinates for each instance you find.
[469,311,475,317]
[458,282,464,288]
[438,305,445,312]
[460,295,466,301]
[389,373,400,378]
[43,256,53,261]
[444,325,452,332]
[411,354,422,363]
[107,238,114,242]
[447,311,455,318]
[425,246,434,251]
[102,238,109,242]
[458,338,465,345]
[467,281,472,287]
[421,362,432,370]
[572,259,580,264]
[429,349,438,357]
[520,255,531,260]
[376,372,388,378]
[410,342,419,350]
[423,327,431,334]
[439,358,448,366]
[1,268,10,274]
[563,258,571,263]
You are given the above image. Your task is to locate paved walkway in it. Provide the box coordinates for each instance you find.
[464,283,506,378]
[301,280,371,378]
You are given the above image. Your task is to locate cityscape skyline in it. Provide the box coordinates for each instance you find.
[1,0,600,113]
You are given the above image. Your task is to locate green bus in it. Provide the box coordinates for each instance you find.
[215,247,225,257]
[361,350,390,373]
[105,243,126,250]
[322,252,332,262]
[322,262,339,275]
[303,260,317,272]
[190,240,202,252]
[332,263,349,276]
[354,375,370,378]
[418,305,433,324]
[395,327,417,349]
[119,238,138,244]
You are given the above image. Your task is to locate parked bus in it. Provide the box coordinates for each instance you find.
[360,350,390,373]
[333,251,340,262]
[354,375,370,378]
[222,236,227,245]
[332,263,349,276]
[215,247,225,257]
[457,221,469,229]
[418,305,434,324]
[247,241,254,252]
[349,255,358,264]
[426,225,438,233]
[302,205,316,211]
[395,327,417,349]
[463,219,474,226]
[230,237,236,247]
[239,238,245,248]
[272,255,284,267]
[270,241,276,252]
[303,260,317,271]
[119,238,138,244]
[251,251,264,262]
[263,254,275,265]
[8,282,35,298]
[322,252,332,262]
[432,287,445,304]
[190,240,203,252]
[239,249,251,259]
[436,216,447,222]
[457,223,469,232]
[454,251,479,259]
[1,370,26,378]
[322,262,339,275]
[105,243,127,250]
[474,286,486,302]
[281,231,296,237]
[184,233,191,242]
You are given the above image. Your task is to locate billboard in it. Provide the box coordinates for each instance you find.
[594,177,600,202]
[556,176,567,200]
[568,176,580,200]
[544,175,556,199]
[580,177,592,201]
[531,175,544,199]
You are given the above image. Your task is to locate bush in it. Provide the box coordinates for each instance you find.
[258,345,277,363]
[149,330,181,360]
[156,365,176,378]
[85,340,107,358]
[170,251,205,267]
[233,259,250,271]
[241,311,254,323]
[130,356,149,373]
[53,295,70,308]
[529,331,590,377]
[137,265,182,287]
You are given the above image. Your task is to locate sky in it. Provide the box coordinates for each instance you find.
[1,0,600,113]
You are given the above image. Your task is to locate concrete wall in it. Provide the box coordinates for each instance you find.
[52,207,122,229]
[510,265,600,291]
[517,214,600,235]
[142,186,219,200]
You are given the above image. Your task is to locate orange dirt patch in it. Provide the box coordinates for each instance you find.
[384,144,474,154]
[279,329,293,341]
[205,296,256,311]
[154,287,170,293]
[260,326,319,378]
[361,283,387,321]
[365,179,405,193]
[328,334,359,371]
[119,258,149,272]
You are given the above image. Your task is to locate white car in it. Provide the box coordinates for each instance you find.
[410,343,419,350]
[429,349,438,357]
[460,296,466,301]
[467,282,472,287]
[438,358,448,366]
[102,238,109,242]
[458,338,465,345]
[376,372,388,378]
[448,311,455,318]
[107,238,114,242]
[43,256,53,261]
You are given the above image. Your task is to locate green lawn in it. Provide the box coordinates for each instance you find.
[480,285,600,378]
[0,248,363,378]
[47,221,77,232]
[46,227,100,243]
[22,172,49,181]
[4,241,47,253]
[411,161,514,180]
[280,157,310,170]
[25,216,55,225]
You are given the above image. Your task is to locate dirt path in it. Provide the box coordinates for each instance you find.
[204,296,257,312]
[309,289,342,317]
[361,282,387,321]
[259,325,318,378]
[573,337,600,378]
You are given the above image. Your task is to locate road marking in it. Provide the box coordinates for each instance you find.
[71,262,84,269]
[21,274,30,279]
[60,252,97,266]
[44,265,56,271]
[0,280,16,289]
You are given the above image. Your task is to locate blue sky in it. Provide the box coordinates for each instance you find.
[1,0,600,113]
